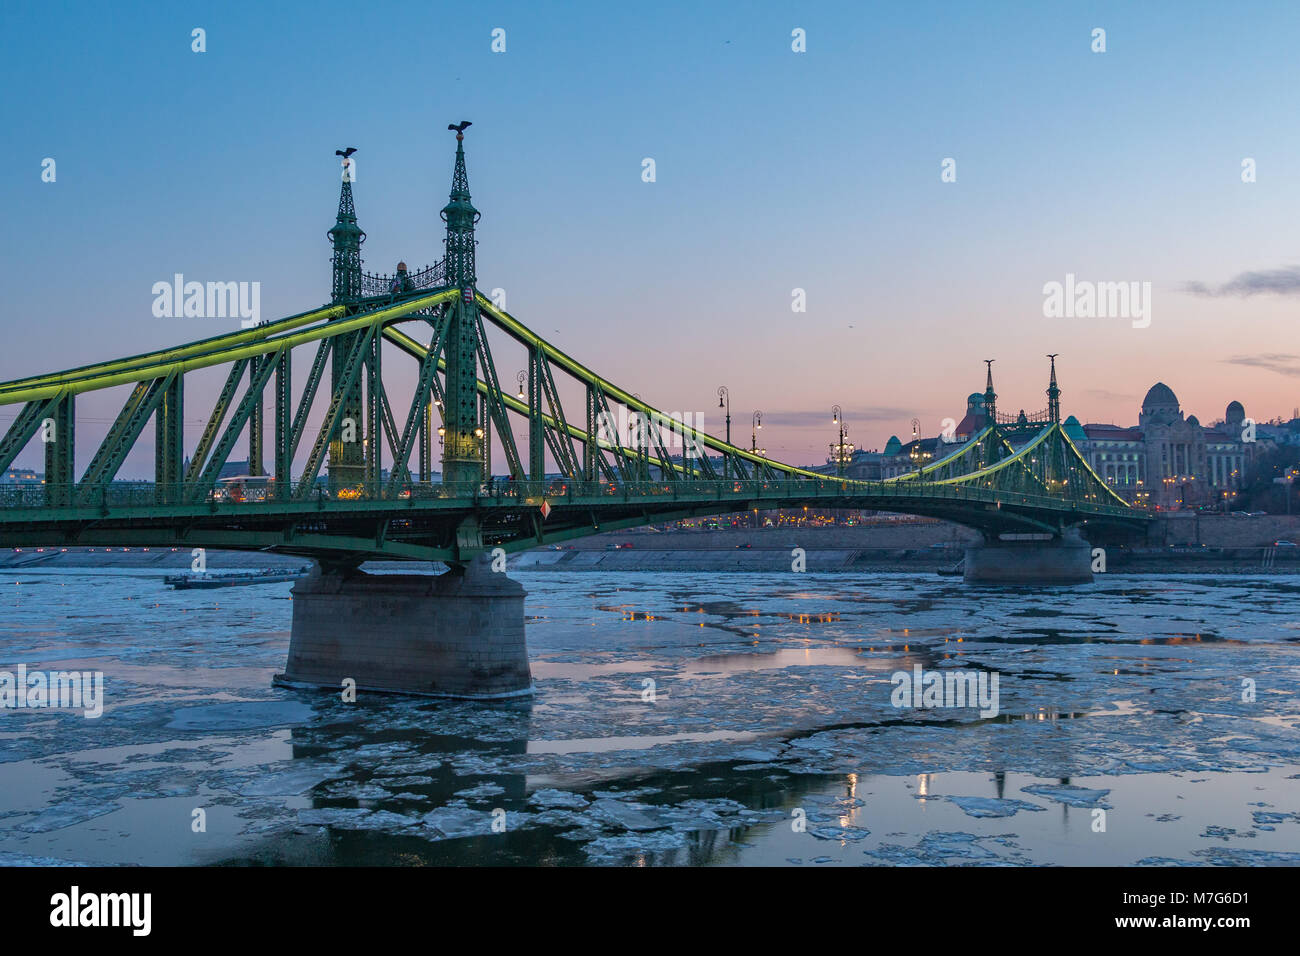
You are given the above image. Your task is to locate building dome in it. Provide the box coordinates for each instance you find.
[1063,415,1087,442]
[1187,414,1200,426]
[967,392,985,410]
[1225,400,1245,426]
[1140,382,1181,425]
[1142,382,1178,409]
[883,435,903,456]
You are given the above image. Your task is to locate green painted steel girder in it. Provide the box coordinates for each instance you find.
[0,292,454,406]
[0,302,346,397]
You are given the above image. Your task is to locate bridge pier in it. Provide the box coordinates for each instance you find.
[274,554,533,698]
[963,528,1094,585]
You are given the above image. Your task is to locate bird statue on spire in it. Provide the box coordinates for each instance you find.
[448,121,471,141]
[335,146,357,181]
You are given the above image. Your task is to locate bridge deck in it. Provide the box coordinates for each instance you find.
[0,478,1150,564]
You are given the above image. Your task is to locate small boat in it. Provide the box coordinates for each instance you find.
[164,567,310,589]
[936,559,966,578]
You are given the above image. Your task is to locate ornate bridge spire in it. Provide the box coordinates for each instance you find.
[327,148,366,491]
[440,122,485,486]
[441,122,479,289]
[328,148,365,304]
[1046,353,1061,423]
[983,359,998,423]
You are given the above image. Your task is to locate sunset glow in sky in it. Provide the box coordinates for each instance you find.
[3,0,1299,474]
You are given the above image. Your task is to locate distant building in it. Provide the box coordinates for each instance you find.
[1071,383,1260,509]
[2,467,42,485]
[1257,418,1300,447]
[827,379,1277,510]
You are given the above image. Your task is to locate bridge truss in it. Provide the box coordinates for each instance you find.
[0,132,1147,566]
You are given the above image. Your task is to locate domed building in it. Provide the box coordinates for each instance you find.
[1073,382,1254,509]
[836,369,1265,501]
[953,393,989,439]
[1138,382,1181,425]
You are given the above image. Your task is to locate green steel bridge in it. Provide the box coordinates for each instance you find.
[0,128,1148,568]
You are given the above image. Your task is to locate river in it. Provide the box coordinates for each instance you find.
[0,567,1297,866]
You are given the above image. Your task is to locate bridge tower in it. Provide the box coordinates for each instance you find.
[1045,353,1070,504]
[1046,353,1061,423]
[982,358,998,422]
[980,358,1001,466]
[326,153,367,492]
[439,124,484,486]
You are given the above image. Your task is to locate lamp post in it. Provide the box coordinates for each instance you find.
[717,386,731,479]
[516,370,526,401]
[831,405,850,477]
[751,411,763,454]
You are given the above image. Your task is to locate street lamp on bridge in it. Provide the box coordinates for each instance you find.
[751,411,764,455]
[830,405,853,476]
[717,386,731,477]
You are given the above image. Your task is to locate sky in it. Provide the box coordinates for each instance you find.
[3,0,1300,475]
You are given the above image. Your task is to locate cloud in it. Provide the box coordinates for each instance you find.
[1222,353,1300,378]
[1182,265,1300,297]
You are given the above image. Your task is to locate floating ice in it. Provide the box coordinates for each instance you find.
[809,825,870,841]
[1019,784,1111,808]
[15,802,119,833]
[0,851,93,866]
[297,807,374,829]
[587,799,666,832]
[1251,810,1299,825]
[1200,825,1256,841]
[421,805,500,839]
[1195,847,1300,865]
[455,783,506,799]
[237,763,339,796]
[379,775,435,788]
[932,795,1047,819]
[7,568,1300,865]
[528,788,590,809]
[321,781,390,800]
[582,830,689,860]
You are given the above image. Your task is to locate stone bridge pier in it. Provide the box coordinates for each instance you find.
[275,553,533,698]
[963,527,1094,585]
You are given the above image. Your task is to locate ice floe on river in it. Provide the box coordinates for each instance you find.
[0,569,1297,865]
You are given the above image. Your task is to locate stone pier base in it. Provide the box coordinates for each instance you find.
[274,555,532,698]
[963,529,1094,585]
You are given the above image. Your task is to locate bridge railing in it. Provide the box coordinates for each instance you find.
[0,477,1140,517]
